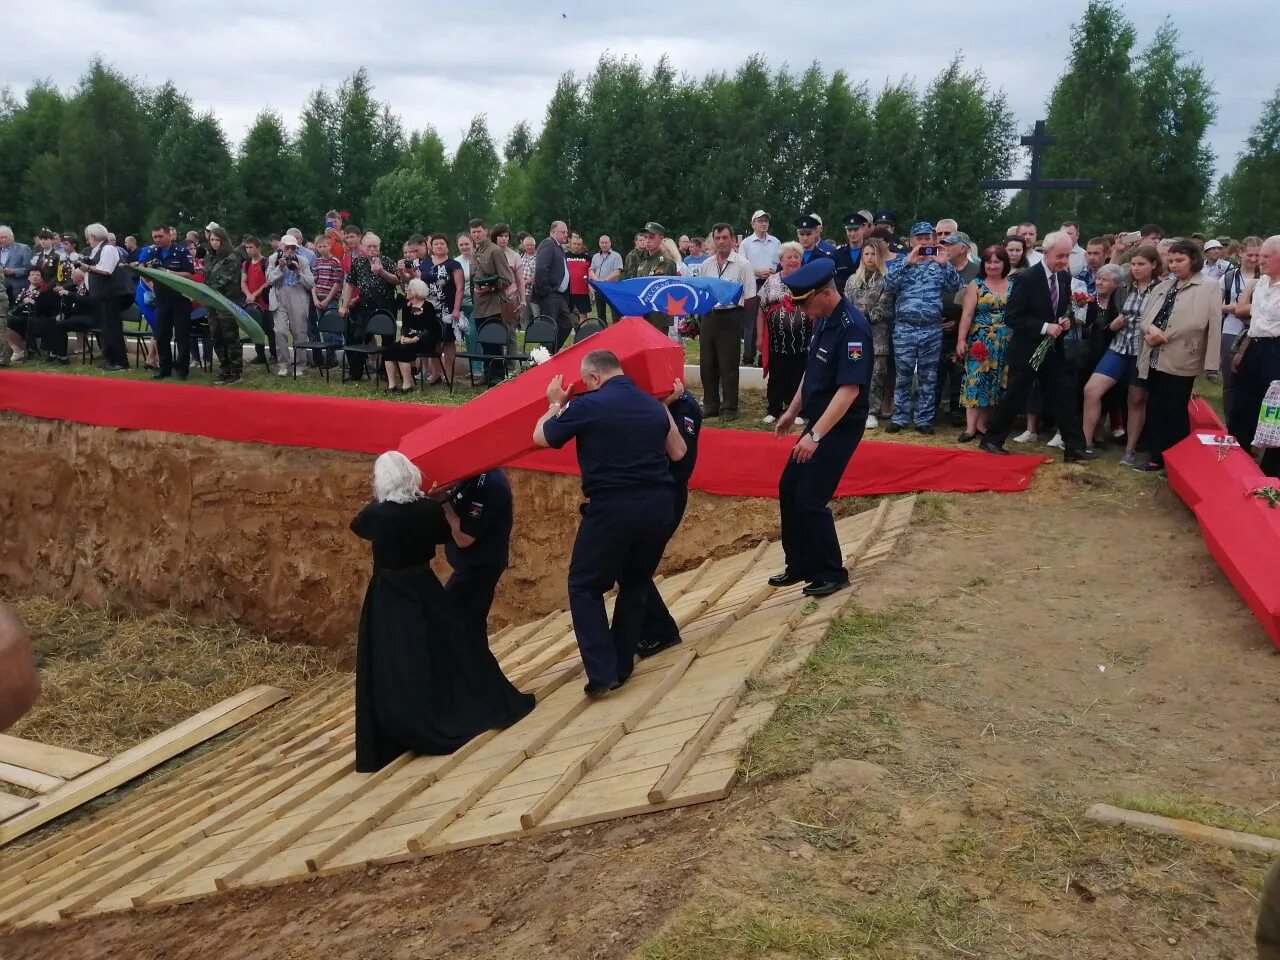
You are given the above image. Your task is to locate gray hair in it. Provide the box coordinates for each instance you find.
[0,225,13,241]
[405,278,430,300]
[1262,235,1280,256]
[286,227,304,241]
[581,349,622,375]
[778,240,804,262]
[372,451,423,504]
[1042,230,1071,253]
[1096,264,1124,286]
[362,232,381,247]
[550,220,567,233]
[85,223,109,243]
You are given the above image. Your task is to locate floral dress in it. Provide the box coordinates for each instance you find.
[961,278,1012,409]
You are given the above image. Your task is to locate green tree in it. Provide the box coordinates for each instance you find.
[0,82,67,232]
[494,123,537,234]
[296,88,339,220]
[147,111,241,231]
[917,57,1016,240]
[1128,20,1216,234]
[237,110,305,237]
[1215,87,1280,237]
[867,81,924,223]
[365,168,441,245]
[332,70,404,223]
[446,115,501,228]
[57,59,151,234]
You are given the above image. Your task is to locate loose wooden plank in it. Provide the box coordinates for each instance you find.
[0,763,63,795]
[1085,803,1280,856]
[0,737,106,781]
[0,795,36,822]
[648,688,744,803]
[0,686,289,846]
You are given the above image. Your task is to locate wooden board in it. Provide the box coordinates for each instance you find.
[0,686,289,846]
[0,499,916,927]
[0,737,106,781]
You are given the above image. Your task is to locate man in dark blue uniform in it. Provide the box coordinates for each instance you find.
[832,212,871,292]
[534,350,688,697]
[638,382,703,658]
[433,468,514,635]
[140,225,195,380]
[794,215,835,266]
[872,209,908,255]
[769,258,874,597]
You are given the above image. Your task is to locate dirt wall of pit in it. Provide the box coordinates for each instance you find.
[0,413,779,648]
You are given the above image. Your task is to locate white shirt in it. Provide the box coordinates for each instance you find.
[739,233,781,276]
[697,250,757,306]
[1220,271,1249,337]
[1248,276,1280,339]
[1201,259,1229,282]
[89,241,120,273]
[1068,245,1086,277]
[1025,249,1044,268]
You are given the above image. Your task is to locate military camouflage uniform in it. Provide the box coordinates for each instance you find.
[203,249,244,379]
[624,250,678,334]
[0,292,10,365]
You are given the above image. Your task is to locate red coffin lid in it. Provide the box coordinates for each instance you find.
[398,318,684,486]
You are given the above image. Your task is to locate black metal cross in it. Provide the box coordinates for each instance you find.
[979,120,1093,225]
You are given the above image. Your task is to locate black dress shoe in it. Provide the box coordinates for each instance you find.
[584,680,621,699]
[102,363,128,372]
[1064,449,1098,463]
[150,372,170,380]
[802,580,848,598]
[979,439,1009,455]
[637,636,682,659]
[916,424,935,435]
[768,571,804,587]
[956,431,977,443]
[884,422,903,434]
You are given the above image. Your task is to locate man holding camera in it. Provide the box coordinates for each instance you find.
[881,221,962,434]
[143,224,196,380]
[267,234,314,376]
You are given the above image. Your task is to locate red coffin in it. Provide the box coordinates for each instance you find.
[399,318,684,487]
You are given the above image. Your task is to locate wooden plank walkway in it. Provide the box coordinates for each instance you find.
[0,497,915,927]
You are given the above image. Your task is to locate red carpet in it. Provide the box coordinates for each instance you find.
[1164,429,1280,649]
[0,371,1046,498]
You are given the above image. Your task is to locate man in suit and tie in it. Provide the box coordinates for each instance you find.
[533,220,573,350]
[0,226,34,304]
[980,231,1094,462]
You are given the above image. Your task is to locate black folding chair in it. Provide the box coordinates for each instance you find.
[292,308,346,382]
[575,319,604,342]
[341,310,396,388]
[455,321,529,389]
[524,317,559,354]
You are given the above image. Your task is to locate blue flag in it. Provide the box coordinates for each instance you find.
[589,276,744,317]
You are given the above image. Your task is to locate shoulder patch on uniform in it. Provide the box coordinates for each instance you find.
[848,342,864,361]
[682,415,696,433]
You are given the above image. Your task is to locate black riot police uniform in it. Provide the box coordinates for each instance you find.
[443,469,514,632]
[541,373,677,695]
[638,389,703,657]
[771,259,874,593]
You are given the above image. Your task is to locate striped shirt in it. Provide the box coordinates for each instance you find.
[1113,280,1156,355]
[312,256,345,301]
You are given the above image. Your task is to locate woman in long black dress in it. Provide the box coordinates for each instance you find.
[383,278,440,393]
[351,451,535,772]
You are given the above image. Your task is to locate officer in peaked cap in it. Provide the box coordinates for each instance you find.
[624,221,679,333]
[833,212,872,291]
[768,258,874,598]
[794,214,834,266]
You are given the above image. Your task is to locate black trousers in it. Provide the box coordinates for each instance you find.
[1144,370,1196,467]
[936,334,962,415]
[476,314,507,384]
[593,291,619,325]
[779,418,865,584]
[154,295,191,375]
[346,309,372,379]
[444,563,506,636]
[641,487,689,647]
[986,342,1087,454]
[766,352,806,417]
[567,487,674,687]
[741,297,760,363]
[94,294,130,368]
[540,292,573,352]
[1228,337,1280,477]
[700,308,742,414]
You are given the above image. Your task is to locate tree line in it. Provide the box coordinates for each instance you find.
[0,1,1262,250]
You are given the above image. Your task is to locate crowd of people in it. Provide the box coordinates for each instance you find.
[0,207,1275,476]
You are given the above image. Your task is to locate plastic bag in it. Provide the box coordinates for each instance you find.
[1255,380,1280,449]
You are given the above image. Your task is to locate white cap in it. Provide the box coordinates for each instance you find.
[1203,239,1223,251]
[751,209,769,221]
[281,234,300,246]
[204,221,220,232]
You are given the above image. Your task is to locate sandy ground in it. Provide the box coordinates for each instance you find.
[3,456,1275,959]
[0,414,777,651]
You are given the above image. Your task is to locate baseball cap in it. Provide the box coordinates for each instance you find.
[281,234,300,247]
[910,221,936,237]
[751,209,770,221]
[941,232,971,246]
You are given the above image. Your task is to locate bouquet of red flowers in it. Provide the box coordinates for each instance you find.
[968,340,989,363]
[677,317,700,338]
[1070,290,1095,308]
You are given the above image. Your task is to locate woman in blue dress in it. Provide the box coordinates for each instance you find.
[954,245,1014,442]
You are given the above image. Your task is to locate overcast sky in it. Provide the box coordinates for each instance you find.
[4,1,1275,180]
